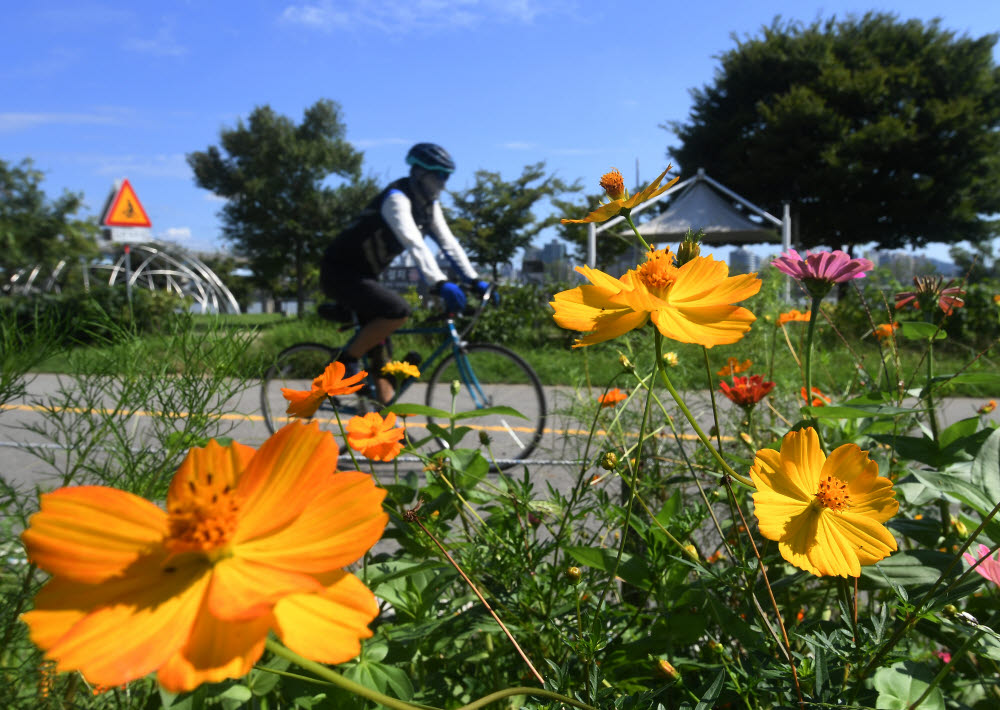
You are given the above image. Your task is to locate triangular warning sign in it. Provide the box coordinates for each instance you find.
[103,179,152,227]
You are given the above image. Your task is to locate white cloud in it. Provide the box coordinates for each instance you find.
[94,153,190,179]
[122,20,186,56]
[500,141,537,150]
[160,227,192,242]
[280,0,567,33]
[204,193,227,203]
[0,111,121,132]
[352,137,409,148]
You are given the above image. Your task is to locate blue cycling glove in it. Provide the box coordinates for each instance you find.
[437,281,467,312]
[472,280,490,295]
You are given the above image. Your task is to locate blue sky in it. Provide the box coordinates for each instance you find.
[2,1,998,265]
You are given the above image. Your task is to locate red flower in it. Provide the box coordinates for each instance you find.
[894,275,964,316]
[598,388,628,408]
[719,375,775,408]
[801,387,831,407]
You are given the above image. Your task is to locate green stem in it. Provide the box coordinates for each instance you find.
[623,211,651,251]
[804,295,822,421]
[263,639,599,710]
[702,346,724,453]
[591,341,657,628]
[925,332,940,441]
[909,627,987,710]
[653,337,753,487]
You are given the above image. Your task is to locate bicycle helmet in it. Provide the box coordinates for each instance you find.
[406,143,455,174]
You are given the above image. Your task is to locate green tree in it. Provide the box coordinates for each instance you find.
[0,158,98,278]
[447,162,579,280]
[187,100,377,315]
[668,13,1000,253]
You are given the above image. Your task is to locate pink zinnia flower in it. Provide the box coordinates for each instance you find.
[771,249,874,285]
[895,275,965,316]
[963,544,1000,586]
[935,650,952,664]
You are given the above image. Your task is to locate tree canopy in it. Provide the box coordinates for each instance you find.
[187,100,377,314]
[0,158,97,278]
[447,162,579,280]
[668,13,1000,253]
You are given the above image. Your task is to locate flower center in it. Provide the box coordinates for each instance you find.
[635,249,678,292]
[167,475,241,555]
[599,169,625,200]
[813,475,852,511]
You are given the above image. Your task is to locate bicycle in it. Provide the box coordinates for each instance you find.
[260,284,547,469]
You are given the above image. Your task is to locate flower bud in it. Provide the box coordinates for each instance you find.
[675,233,702,266]
[683,544,698,561]
[600,451,619,471]
[566,566,582,583]
[662,351,679,367]
[618,353,635,372]
[479,431,491,447]
[656,659,680,680]
[450,380,461,396]
[950,517,968,537]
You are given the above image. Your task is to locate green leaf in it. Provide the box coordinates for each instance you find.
[939,416,981,450]
[385,402,453,419]
[873,661,944,709]
[971,426,1000,507]
[694,669,727,710]
[802,403,917,419]
[452,404,527,420]
[861,550,954,588]
[564,545,654,590]
[932,372,997,386]
[218,686,253,710]
[898,321,947,341]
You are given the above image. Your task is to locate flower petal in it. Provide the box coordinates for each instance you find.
[206,557,323,620]
[273,571,378,664]
[650,304,755,347]
[25,560,211,687]
[806,512,862,577]
[235,421,340,541]
[671,259,762,306]
[237,470,387,574]
[22,487,168,584]
[750,449,812,502]
[572,309,649,347]
[778,428,825,500]
[561,200,625,224]
[168,440,255,510]
[829,511,897,566]
[752,489,811,541]
[282,389,325,418]
[156,605,271,692]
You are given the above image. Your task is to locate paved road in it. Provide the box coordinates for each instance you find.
[2,373,997,495]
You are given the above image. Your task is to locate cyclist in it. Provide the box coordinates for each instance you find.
[320,142,488,404]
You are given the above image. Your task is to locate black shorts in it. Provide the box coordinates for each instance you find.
[321,263,411,325]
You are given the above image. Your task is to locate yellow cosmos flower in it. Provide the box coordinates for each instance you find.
[751,427,898,578]
[561,165,680,224]
[551,248,761,348]
[21,422,388,692]
[381,361,420,380]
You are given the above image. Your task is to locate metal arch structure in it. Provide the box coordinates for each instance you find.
[4,243,242,315]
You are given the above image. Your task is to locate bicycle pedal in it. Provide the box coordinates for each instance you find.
[403,350,423,367]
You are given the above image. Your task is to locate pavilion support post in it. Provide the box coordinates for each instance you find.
[587,222,596,268]
[782,201,792,302]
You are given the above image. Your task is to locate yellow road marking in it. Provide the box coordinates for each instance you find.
[1,402,729,441]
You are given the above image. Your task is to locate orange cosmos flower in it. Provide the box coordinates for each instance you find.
[381,361,420,380]
[801,387,831,407]
[551,248,760,348]
[561,166,680,224]
[979,400,997,415]
[716,357,752,377]
[778,309,811,326]
[751,427,898,577]
[719,375,775,408]
[598,388,628,408]
[346,411,406,462]
[21,422,387,693]
[282,362,367,418]
[873,322,899,340]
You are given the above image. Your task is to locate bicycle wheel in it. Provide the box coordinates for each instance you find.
[424,343,546,469]
[261,342,370,435]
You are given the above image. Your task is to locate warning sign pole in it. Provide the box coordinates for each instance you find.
[124,244,133,312]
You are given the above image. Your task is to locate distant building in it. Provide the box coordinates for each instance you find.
[541,239,567,264]
[729,247,760,275]
[864,250,943,283]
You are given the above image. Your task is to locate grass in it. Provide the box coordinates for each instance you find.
[28,311,999,401]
